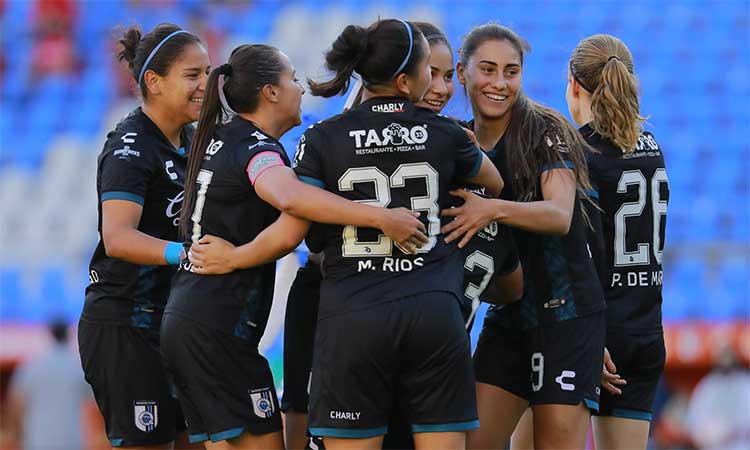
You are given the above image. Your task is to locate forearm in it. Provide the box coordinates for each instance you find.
[104,228,176,265]
[270,179,386,229]
[228,218,309,270]
[492,199,572,235]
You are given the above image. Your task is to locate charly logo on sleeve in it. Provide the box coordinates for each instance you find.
[134,401,158,432]
[249,387,276,419]
[114,132,141,160]
[349,123,428,155]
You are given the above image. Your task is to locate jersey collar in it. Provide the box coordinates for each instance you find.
[136,107,191,157]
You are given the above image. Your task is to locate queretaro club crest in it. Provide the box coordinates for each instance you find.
[134,401,158,432]
[249,388,275,418]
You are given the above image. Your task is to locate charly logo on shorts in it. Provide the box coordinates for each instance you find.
[134,401,158,432]
[555,370,576,391]
[249,388,275,418]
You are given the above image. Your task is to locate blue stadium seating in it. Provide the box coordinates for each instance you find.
[0,0,747,323]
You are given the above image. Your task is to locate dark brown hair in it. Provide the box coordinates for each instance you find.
[413,21,452,52]
[116,23,202,98]
[179,44,286,238]
[308,19,428,97]
[570,34,645,153]
[460,23,594,202]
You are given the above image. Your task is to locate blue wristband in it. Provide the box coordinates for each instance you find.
[164,241,183,265]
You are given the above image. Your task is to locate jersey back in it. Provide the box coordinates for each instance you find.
[166,117,290,343]
[583,125,669,333]
[293,96,483,317]
[83,108,192,331]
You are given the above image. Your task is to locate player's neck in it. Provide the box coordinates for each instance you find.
[238,112,286,140]
[577,101,593,127]
[141,103,183,149]
[360,86,406,103]
[473,112,510,151]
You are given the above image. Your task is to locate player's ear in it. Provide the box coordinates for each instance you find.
[569,75,582,98]
[394,73,411,97]
[143,70,162,96]
[456,61,466,85]
[261,84,280,104]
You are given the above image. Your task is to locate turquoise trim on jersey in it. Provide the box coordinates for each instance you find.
[164,241,183,265]
[584,398,600,412]
[109,438,124,446]
[466,148,484,178]
[611,408,652,422]
[209,426,245,442]
[412,420,480,433]
[188,433,209,443]
[309,426,388,438]
[541,160,575,171]
[101,191,145,205]
[299,176,325,188]
[175,146,186,156]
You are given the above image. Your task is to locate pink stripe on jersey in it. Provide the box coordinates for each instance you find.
[247,151,285,185]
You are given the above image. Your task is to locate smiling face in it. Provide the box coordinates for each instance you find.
[147,42,211,124]
[458,39,522,122]
[416,41,455,113]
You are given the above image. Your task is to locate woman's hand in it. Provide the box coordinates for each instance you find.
[441,190,499,248]
[188,235,239,275]
[377,207,429,255]
[602,347,627,395]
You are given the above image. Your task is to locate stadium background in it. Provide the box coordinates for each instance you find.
[0,0,747,448]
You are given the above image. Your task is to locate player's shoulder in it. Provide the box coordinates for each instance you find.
[414,108,468,134]
[101,109,153,160]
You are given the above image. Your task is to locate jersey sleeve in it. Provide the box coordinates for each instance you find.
[292,125,326,188]
[99,132,155,205]
[240,139,289,186]
[495,226,520,277]
[450,123,483,180]
[539,132,574,173]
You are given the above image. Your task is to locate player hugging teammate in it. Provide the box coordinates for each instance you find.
[83,16,668,450]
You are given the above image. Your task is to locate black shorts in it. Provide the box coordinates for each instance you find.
[593,332,665,421]
[281,262,322,413]
[78,319,185,447]
[160,312,282,443]
[474,312,605,411]
[309,291,478,438]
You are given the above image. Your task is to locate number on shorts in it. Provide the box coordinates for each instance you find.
[531,352,544,392]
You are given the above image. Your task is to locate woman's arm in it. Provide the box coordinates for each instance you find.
[255,166,429,253]
[102,200,181,265]
[188,213,309,274]
[442,168,576,247]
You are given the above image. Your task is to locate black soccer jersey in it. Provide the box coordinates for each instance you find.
[478,124,606,329]
[458,188,520,329]
[293,96,483,318]
[581,124,669,333]
[82,108,193,331]
[165,117,290,343]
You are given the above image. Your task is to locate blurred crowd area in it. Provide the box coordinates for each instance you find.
[0,0,747,449]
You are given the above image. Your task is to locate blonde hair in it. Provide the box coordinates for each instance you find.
[569,34,645,154]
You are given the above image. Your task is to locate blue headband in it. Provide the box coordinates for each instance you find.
[391,20,413,78]
[137,30,189,88]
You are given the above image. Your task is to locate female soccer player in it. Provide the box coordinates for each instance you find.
[441,23,606,449]
[567,34,669,450]
[77,23,209,449]
[159,43,428,450]
[295,18,501,450]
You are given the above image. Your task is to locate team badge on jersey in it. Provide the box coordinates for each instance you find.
[249,388,275,418]
[133,401,158,432]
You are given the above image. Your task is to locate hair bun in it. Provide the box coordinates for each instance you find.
[219,63,233,76]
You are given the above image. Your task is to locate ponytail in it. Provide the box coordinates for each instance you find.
[309,19,427,97]
[308,25,368,97]
[570,34,645,154]
[179,66,226,239]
